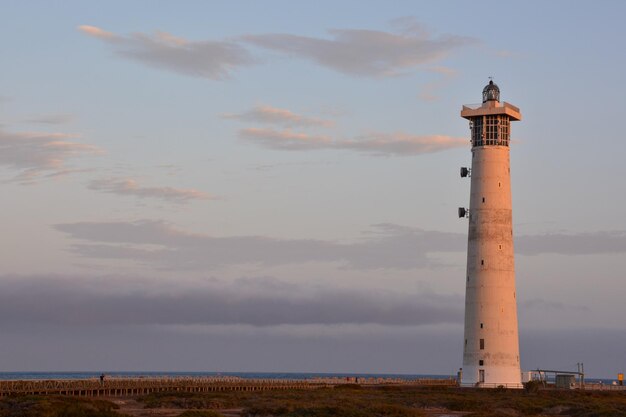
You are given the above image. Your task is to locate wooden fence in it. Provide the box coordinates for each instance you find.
[0,376,457,397]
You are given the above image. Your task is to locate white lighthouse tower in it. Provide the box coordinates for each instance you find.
[459,80,522,388]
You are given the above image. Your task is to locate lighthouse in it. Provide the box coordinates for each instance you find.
[459,80,522,388]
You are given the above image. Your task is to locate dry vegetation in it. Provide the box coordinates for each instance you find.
[137,384,626,417]
[1,385,625,417]
[0,395,124,417]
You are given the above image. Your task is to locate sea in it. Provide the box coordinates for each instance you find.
[0,372,616,385]
[0,372,449,381]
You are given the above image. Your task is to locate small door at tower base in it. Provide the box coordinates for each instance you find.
[479,370,485,383]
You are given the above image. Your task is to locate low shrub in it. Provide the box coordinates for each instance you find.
[177,411,224,417]
[523,380,543,393]
[0,396,125,417]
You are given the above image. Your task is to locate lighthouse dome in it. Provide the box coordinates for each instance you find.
[482,80,500,103]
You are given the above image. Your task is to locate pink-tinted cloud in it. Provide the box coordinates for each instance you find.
[241,25,477,77]
[240,127,466,156]
[78,25,254,80]
[0,128,102,183]
[240,128,332,150]
[78,25,117,40]
[227,102,466,156]
[88,178,212,203]
[339,133,467,155]
[223,105,334,128]
[79,21,475,80]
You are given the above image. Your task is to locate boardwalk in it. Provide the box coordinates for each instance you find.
[0,376,457,397]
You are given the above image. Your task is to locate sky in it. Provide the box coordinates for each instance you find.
[1,1,625,379]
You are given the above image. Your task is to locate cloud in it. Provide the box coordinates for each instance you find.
[521,298,590,312]
[78,25,254,80]
[44,168,95,179]
[495,50,518,58]
[240,128,332,150]
[338,133,467,156]
[0,275,462,327]
[227,104,466,156]
[516,231,626,256]
[88,178,212,203]
[78,21,475,79]
[0,299,622,376]
[241,25,477,77]
[78,25,116,40]
[0,128,102,183]
[223,105,334,128]
[240,127,467,156]
[55,221,626,271]
[54,220,464,270]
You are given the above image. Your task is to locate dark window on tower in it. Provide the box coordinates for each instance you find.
[481,260,484,266]
[465,339,467,346]
[480,323,484,329]
[480,339,485,350]
[500,116,510,145]
[479,360,484,366]
[472,117,484,146]
[482,115,509,146]
[482,197,485,203]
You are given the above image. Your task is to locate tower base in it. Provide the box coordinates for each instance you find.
[461,365,522,389]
